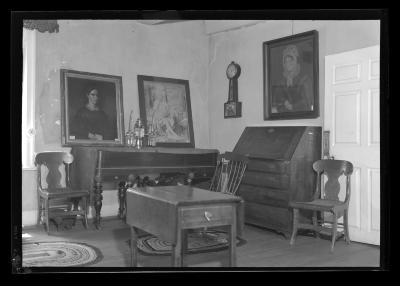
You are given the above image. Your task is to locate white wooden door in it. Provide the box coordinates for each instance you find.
[324,45,380,245]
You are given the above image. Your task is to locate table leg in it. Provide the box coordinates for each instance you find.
[181,229,187,267]
[93,175,103,230]
[172,227,183,267]
[130,226,138,267]
[228,209,237,267]
[118,181,126,220]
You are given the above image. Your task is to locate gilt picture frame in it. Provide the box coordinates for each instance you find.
[137,75,195,148]
[60,69,125,146]
[263,30,319,120]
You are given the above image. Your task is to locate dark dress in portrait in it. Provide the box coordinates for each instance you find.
[71,107,113,140]
[272,74,312,113]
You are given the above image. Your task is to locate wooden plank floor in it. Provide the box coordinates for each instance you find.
[22,217,380,269]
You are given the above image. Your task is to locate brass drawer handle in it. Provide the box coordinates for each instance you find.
[204,211,213,221]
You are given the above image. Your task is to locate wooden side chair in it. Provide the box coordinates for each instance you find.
[289,159,353,252]
[35,151,89,234]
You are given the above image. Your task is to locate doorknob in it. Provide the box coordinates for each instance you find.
[204,211,212,221]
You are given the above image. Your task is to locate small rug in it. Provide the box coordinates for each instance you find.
[22,241,103,267]
[130,230,246,256]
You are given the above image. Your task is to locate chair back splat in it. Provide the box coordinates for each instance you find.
[36,152,74,190]
[313,160,353,202]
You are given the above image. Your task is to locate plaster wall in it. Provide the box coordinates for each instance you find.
[207,20,380,153]
[22,20,209,225]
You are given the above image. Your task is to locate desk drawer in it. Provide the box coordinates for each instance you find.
[180,205,234,229]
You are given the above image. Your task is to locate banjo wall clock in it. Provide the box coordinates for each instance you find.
[224,61,242,118]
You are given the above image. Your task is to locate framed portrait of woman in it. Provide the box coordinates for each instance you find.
[263,30,319,120]
[60,69,125,146]
[137,75,195,148]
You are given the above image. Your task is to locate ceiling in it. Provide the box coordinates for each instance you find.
[134,19,267,35]
[135,20,187,25]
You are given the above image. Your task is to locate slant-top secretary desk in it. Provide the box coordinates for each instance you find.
[70,146,219,229]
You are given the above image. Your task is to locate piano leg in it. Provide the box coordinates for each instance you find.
[118,181,126,220]
[93,175,103,229]
[118,174,136,221]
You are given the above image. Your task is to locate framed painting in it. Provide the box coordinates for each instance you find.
[60,69,125,146]
[137,75,195,148]
[263,30,319,120]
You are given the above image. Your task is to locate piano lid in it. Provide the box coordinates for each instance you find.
[233,126,306,160]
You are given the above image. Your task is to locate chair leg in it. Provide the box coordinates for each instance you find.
[83,196,89,229]
[343,209,351,244]
[312,211,320,239]
[37,196,42,226]
[290,208,299,246]
[72,199,78,227]
[44,199,50,235]
[330,212,338,253]
[54,217,62,231]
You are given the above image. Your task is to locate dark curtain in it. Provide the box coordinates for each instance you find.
[23,20,59,33]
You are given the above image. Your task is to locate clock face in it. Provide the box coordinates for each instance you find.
[226,62,238,79]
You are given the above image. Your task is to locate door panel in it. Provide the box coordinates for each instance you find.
[369,168,380,232]
[333,91,361,144]
[368,89,380,145]
[333,62,361,84]
[325,45,380,245]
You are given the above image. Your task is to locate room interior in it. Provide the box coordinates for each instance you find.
[17,15,383,270]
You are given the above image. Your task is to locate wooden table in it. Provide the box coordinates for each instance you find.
[126,185,241,267]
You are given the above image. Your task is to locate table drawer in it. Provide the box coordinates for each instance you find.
[180,205,234,229]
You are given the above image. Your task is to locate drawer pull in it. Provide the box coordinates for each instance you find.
[204,211,213,221]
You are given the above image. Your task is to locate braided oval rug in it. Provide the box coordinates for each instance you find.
[22,241,103,267]
[132,230,246,256]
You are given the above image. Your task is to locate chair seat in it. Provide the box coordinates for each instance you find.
[48,208,86,215]
[289,199,345,212]
[41,188,89,199]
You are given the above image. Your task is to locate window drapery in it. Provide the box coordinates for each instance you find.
[23,20,59,33]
